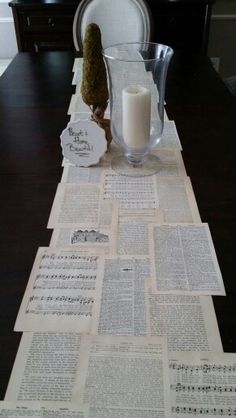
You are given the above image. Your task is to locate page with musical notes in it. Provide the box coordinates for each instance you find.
[102,171,159,211]
[101,172,201,221]
[14,248,103,332]
[169,352,236,418]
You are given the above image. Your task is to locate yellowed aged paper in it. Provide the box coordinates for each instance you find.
[50,201,119,255]
[117,216,164,255]
[101,170,159,210]
[72,57,83,72]
[5,332,81,401]
[149,223,225,295]
[0,402,89,417]
[14,247,103,332]
[153,149,186,176]
[155,176,201,222]
[91,255,150,336]
[169,352,236,418]
[146,282,223,352]
[70,111,90,122]
[154,121,182,150]
[102,173,200,222]
[47,183,102,229]
[73,335,171,418]
[119,208,164,218]
[60,150,187,184]
[61,165,109,183]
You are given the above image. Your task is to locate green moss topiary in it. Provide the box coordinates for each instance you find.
[81,23,112,146]
[81,23,109,111]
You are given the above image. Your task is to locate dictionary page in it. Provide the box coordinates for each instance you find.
[47,183,102,228]
[73,335,171,418]
[61,151,185,182]
[117,216,163,255]
[156,177,201,222]
[14,248,102,332]
[91,256,150,336]
[61,165,108,183]
[147,285,222,351]
[50,201,119,255]
[5,332,81,401]
[0,402,88,417]
[149,223,225,295]
[119,208,164,218]
[169,352,236,418]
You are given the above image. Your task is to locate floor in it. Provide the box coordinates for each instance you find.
[0,59,12,76]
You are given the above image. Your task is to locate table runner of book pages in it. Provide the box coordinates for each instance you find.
[3,57,235,418]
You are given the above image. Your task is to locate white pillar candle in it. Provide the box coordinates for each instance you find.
[122,85,151,149]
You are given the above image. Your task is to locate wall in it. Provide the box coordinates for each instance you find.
[208,0,236,77]
[0,0,17,58]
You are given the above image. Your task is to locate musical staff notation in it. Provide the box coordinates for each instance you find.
[171,383,236,393]
[169,363,236,373]
[172,406,236,415]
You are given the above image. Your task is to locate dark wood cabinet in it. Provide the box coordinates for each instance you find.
[9,0,78,52]
[9,0,214,53]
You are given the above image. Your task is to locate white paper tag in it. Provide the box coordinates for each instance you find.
[60,119,107,167]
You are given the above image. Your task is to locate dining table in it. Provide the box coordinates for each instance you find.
[0,50,235,400]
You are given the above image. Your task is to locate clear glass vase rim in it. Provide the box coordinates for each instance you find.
[102,41,173,62]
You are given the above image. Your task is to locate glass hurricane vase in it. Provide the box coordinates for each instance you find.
[103,42,173,176]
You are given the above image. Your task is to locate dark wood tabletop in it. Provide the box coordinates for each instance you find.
[0,51,235,399]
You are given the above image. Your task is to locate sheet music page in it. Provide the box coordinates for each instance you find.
[149,223,225,295]
[47,183,102,228]
[155,177,201,222]
[102,171,159,209]
[117,216,163,255]
[102,173,200,220]
[14,248,102,332]
[147,285,222,351]
[73,335,171,418]
[5,332,81,401]
[0,402,89,417]
[169,352,236,418]
[50,201,118,254]
[91,256,150,336]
